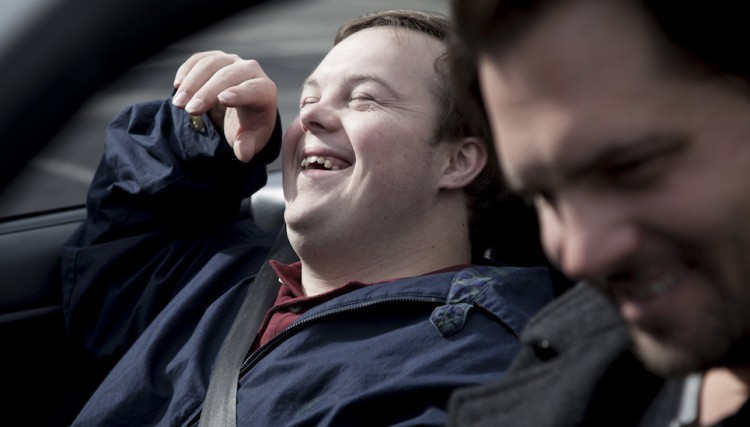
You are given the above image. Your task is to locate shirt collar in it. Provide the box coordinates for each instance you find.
[269,260,472,299]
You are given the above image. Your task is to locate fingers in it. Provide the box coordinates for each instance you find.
[223,80,278,163]
[171,51,278,163]
[230,110,277,163]
[232,132,260,163]
[217,75,277,111]
[173,50,226,88]
[173,51,238,110]
[172,52,268,115]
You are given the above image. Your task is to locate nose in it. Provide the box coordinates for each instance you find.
[539,191,641,282]
[299,99,338,134]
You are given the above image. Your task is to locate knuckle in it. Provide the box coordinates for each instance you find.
[209,49,227,57]
[239,59,261,74]
[267,79,277,94]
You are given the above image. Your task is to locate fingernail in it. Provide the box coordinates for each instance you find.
[172,91,189,107]
[185,98,203,113]
[218,90,237,104]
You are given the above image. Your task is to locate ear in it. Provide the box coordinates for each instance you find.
[438,137,488,190]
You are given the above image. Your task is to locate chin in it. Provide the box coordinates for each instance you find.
[283,203,317,232]
[631,325,734,377]
[632,330,702,377]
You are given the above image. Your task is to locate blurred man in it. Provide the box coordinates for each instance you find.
[62,10,552,426]
[448,1,750,426]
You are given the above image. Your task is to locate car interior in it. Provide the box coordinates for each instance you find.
[1,0,275,424]
[0,170,287,425]
[1,170,568,425]
[0,0,571,425]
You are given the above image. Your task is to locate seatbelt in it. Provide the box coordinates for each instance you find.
[199,225,298,427]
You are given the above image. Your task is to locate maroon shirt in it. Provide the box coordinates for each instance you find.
[252,260,470,350]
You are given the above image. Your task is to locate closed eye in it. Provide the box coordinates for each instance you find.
[299,97,318,108]
[601,156,656,185]
[348,95,377,111]
[598,138,686,189]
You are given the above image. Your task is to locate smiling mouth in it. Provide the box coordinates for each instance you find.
[300,155,346,171]
[607,265,686,302]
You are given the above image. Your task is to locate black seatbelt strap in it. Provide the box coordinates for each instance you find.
[199,225,297,427]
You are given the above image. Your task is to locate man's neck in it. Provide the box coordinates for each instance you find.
[298,240,470,296]
[290,198,473,296]
[699,366,750,425]
[293,211,472,296]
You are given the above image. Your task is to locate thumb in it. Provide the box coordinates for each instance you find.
[231,128,264,163]
[228,105,277,162]
[218,80,277,162]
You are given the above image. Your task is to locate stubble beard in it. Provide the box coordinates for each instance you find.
[629,265,750,378]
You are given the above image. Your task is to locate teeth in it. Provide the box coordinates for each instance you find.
[635,277,672,298]
[615,271,681,300]
[300,156,339,171]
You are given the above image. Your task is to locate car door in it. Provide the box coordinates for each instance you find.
[0,0,270,424]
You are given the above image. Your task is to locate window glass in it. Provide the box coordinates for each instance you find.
[0,0,447,219]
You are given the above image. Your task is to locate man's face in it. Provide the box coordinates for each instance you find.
[479,0,750,376]
[282,27,450,255]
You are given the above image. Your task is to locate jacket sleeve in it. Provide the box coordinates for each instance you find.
[84,98,280,242]
[61,98,281,359]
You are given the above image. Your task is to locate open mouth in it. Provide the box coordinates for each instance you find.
[606,261,688,303]
[611,271,681,300]
[300,155,350,171]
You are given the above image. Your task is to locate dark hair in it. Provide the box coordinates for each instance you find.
[640,1,750,87]
[451,0,750,112]
[335,9,515,260]
[335,10,485,146]
[449,0,750,282]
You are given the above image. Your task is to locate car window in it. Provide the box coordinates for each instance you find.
[0,0,448,220]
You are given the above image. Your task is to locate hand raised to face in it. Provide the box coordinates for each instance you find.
[172,50,278,162]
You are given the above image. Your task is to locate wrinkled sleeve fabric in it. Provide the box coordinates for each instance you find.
[61,98,281,359]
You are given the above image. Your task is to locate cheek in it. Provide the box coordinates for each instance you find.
[640,162,745,243]
[281,120,304,201]
[353,121,424,166]
[281,118,303,158]
[537,203,563,262]
[650,95,750,243]
[345,110,440,191]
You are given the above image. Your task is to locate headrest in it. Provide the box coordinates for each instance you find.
[243,169,285,233]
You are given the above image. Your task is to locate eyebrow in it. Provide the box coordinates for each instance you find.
[511,133,687,196]
[565,133,687,182]
[301,73,399,95]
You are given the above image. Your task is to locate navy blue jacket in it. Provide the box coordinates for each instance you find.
[63,99,554,426]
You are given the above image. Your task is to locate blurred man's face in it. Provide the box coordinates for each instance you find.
[478,0,750,376]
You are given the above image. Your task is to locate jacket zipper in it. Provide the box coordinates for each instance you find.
[240,295,442,375]
[187,295,443,426]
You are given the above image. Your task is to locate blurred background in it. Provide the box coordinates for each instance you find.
[0,0,448,218]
